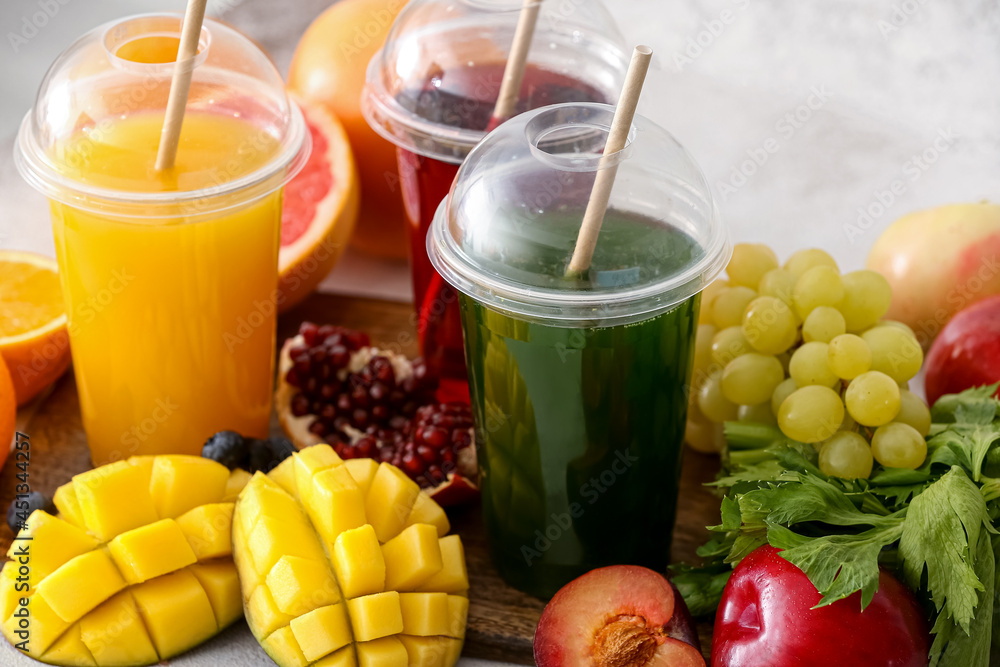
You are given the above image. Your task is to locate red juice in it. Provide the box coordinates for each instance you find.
[396,63,608,402]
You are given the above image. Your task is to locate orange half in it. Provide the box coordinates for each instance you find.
[0,251,71,405]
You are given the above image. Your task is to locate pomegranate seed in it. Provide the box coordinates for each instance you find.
[324,333,343,347]
[402,453,425,476]
[330,345,350,367]
[433,413,456,428]
[317,324,336,340]
[294,355,311,375]
[333,417,350,431]
[390,415,408,430]
[452,430,472,448]
[441,449,456,464]
[372,405,389,421]
[337,394,352,412]
[291,394,310,417]
[346,331,370,349]
[351,385,369,408]
[305,377,318,394]
[285,369,301,387]
[426,464,445,484]
[356,437,376,458]
[300,321,319,345]
[320,383,337,399]
[319,363,333,380]
[370,382,388,402]
[353,409,370,428]
[340,445,356,460]
[422,427,448,448]
[308,421,328,436]
[320,404,337,420]
[417,445,438,463]
[311,347,327,363]
[378,446,394,462]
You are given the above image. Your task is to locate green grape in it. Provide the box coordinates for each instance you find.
[727,243,779,288]
[861,325,923,383]
[711,326,752,367]
[802,306,846,343]
[741,296,797,354]
[871,422,927,469]
[711,286,758,329]
[844,371,901,427]
[818,431,873,479]
[777,385,845,443]
[827,333,872,380]
[721,353,785,406]
[792,266,845,319]
[699,279,729,325]
[738,402,778,426]
[694,324,717,373]
[895,389,931,436]
[698,370,739,423]
[839,270,892,332]
[771,377,798,415]
[789,341,839,388]
[784,248,839,278]
[758,268,797,306]
[879,319,917,339]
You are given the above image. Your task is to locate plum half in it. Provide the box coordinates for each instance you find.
[534,565,705,667]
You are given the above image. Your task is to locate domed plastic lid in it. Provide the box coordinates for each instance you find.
[428,103,731,326]
[362,0,628,164]
[15,13,308,218]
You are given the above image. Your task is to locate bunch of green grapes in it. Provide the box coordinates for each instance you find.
[685,244,931,479]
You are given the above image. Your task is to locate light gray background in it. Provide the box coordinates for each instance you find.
[1,0,998,664]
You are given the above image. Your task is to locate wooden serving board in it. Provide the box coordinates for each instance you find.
[0,293,721,664]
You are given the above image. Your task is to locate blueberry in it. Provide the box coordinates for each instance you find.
[248,438,276,473]
[202,431,250,470]
[265,437,296,463]
[6,492,54,534]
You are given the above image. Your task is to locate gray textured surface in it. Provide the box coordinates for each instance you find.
[0,0,998,664]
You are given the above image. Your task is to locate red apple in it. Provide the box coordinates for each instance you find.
[713,545,929,667]
[534,565,705,667]
[925,294,1000,405]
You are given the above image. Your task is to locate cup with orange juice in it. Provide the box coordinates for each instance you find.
[14,14,309,464]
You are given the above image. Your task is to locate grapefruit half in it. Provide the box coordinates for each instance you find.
[278,95,361,312]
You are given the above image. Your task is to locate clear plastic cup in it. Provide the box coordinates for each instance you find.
[362,0,628,401]
[14,14,309,464]
[428,102,731,598]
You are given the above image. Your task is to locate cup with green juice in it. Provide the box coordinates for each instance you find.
[427,102,730,599]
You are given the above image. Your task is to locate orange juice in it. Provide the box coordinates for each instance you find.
[49,112,283,463]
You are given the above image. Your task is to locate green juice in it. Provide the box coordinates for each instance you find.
[458,216,702,599]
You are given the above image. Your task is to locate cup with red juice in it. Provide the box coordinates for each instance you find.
[362,0,628,401]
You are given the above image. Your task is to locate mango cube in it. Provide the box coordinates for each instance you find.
[247,584,294,638]
[108,519,197,584]
[315,645,357,667]
[366,464,420,542]
[3,592,69,656]
[79,592,158,667]
[416,536,468,594]
[344,458,379,497]
[176,503,235,560]
[308,466,367,544]
[238,474,303,536]
[40,626,95,667]
[405,493,450,537]
[332,524,385,599]
[224,469,252,502]
[149,456,229,518]
[263,626,309,667]
[294,444,343,503]
[0,564,22,621]
[189,561,244,629]
[382,524,443,591]
[248,516,326,576]
[398,635,453,667]
[289,604,352,662]
[36,550,127,623]
[446,595,469,639]
[267,555,341,616]
[399,592,450,636]
[269,457,299,498]
[231,515,262,592]
[6,511,98,586]
[73,461,159,542]
[356,636,408,667]
[52,483,85,528]
[131,569,217,657]
[346,591,403,642]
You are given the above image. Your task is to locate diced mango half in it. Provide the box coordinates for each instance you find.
[108,519,197,584]
[224,469,253,502]
[382,524,443,591]
[232,449,468,667]
[0,455,243,666]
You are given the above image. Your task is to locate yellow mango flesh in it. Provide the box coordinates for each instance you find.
[0,455,248,666]
[232,447,467,666]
